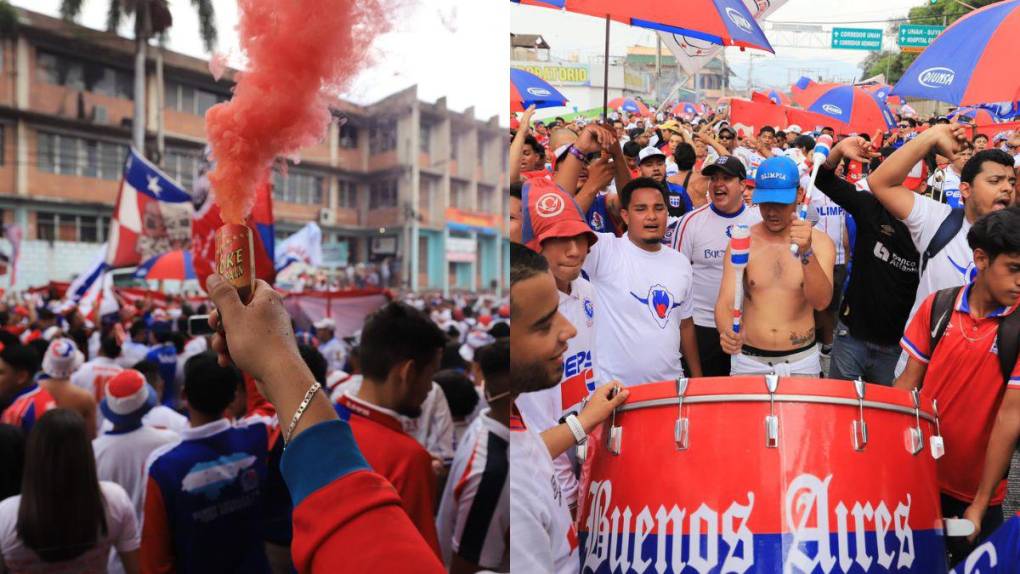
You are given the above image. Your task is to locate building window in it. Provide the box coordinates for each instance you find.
[369,119,396,154]
[478,184,495,213]
[338,180,358,209]
[165,150,200,190]
[36,212,56,241]
[272,168,324,205]
[369,179,398,209]
[451,180,470,207]
[37,131,127,180]
[339,124,358,149]
[419,123,431,154]
[37,51,132,98]
[34,212,107,243]
[164,81,228,115]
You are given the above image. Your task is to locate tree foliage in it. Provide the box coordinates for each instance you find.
[860,0,999,82]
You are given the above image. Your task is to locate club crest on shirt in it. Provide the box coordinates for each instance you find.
[948,255,978,283]
[630,284,682,329]
[669,194,681,209]
[589,211,605,231]
[583,297,595,327]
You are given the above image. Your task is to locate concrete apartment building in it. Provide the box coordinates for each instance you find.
[0,7,507,293]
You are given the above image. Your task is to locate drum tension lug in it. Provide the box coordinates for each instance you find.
[607,399,622,456]
[674,377,689,450]
[930,399,945,459]
[852,378,868,451]
[908,388,924,455]
[764,374,779,448]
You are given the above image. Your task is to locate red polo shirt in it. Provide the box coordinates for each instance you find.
[336,393,441,556]
[901,284,1020,503]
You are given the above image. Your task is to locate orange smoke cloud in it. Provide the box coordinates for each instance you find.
[206,0,390,224]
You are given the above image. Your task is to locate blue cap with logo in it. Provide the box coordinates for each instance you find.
[753,156,800,205]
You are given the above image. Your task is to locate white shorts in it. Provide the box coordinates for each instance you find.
[730,345,821,377]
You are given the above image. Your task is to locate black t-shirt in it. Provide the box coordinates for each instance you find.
[815,166,920,346]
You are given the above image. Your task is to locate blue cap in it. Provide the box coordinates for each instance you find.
[753,156,800,205]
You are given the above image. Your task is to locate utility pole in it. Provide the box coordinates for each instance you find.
[655,35,662,105]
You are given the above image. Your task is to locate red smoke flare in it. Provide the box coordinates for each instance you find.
[206,0,390,224]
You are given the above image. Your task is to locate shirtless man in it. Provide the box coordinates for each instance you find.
[715,156,835,376]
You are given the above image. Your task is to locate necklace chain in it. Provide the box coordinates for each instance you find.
[955,312,996,344]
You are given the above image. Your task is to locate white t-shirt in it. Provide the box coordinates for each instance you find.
[335,377,455,463]
[926,166,963,208]
[318,337,347,375]
[509,410,578,574]
[733,146,765,180]
[671,203,762,327]
[804,174,847,265]
[71,357,123,431]
[93,426,180,519]
[100,405,189,435]
[903,195,973,323]
[118,341,150,369]
[436,412,510,571]
[0,481,139,574]
[583,233,694,387]
[515,277,596,506]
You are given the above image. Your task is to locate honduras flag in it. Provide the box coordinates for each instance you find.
[106,148,193,268]
[68,243,118,321]
[275,222,322,272]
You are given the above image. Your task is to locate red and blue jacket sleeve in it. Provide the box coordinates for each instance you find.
[140,476,175,574]
[281,419,445,573]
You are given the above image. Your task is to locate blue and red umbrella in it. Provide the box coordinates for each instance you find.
[511,0,773,117]
[670,102,703,118]
[859,83,902,107]
[948,106,998,126]
[805,85,896,134]
[511,68,568,112]
[512,0,773,52]
[608,97,650,116]
[134,250,196,281]
[893,0,1020,105]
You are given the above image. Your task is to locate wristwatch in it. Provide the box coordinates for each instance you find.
[560,412,588,445]
[800,248,814,265]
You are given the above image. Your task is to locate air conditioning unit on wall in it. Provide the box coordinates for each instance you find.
[319,208,336,226]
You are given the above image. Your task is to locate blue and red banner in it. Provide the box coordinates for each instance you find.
[106,148,193,268]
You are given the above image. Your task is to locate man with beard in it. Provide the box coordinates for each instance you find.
[582,177,702,386]
[509,243,628,574]
[869,122,1016,374]
[716,156,835,375]
[334,302,448,556]
[516,181,598,508]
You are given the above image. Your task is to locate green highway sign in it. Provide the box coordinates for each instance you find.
[898,24,944,50]
[831,27,883,51]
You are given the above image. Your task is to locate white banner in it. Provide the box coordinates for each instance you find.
[282,291,389,337]
[658,0,787,76]
[446,236,477,263]
[275,222,323,272]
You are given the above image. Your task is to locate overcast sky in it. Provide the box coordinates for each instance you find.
[15,0,508,123]
[512,0,923,94]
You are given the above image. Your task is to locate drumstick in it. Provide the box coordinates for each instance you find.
[729,225,751,334]
[791,134,833,254]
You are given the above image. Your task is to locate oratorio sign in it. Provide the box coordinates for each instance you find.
[512,62,590,86]
[830,27,883,51]
[898,24,944,52]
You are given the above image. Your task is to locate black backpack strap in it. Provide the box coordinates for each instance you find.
[682,171,693,189]
[921,208,965,275]
[998,309,1020,385]
[929,286,964,355]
